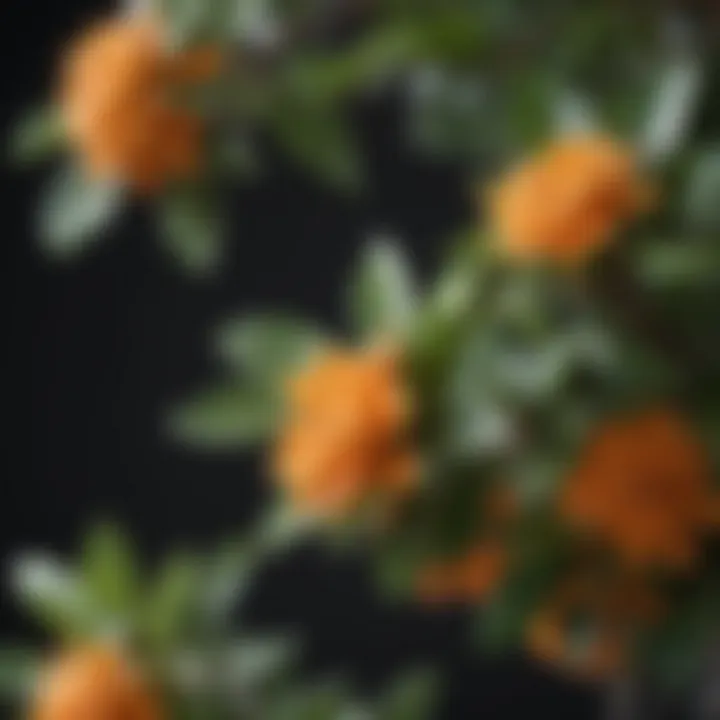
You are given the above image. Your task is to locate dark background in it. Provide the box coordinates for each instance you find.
[4,1,600,716]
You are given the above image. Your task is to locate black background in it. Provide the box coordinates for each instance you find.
[4,2,601,716]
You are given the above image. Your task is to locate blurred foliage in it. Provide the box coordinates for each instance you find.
[10,0,719,272]
[7,0,720,712]
[174,219,719,690]
[2,524,438,720]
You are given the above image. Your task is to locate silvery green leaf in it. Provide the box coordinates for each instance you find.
[232,0,280,46]
[11,554,99,639]
[639,51,703,165]
[495,345,570,401]
[255,505,318,556]
[215,314,326,380]
[553,88,600,135]
[337,706,374,720]
[221,636,298,688]
[157,0,216,47]
[38,165,123,259]
[449,403,515,457]
[684,148,720,232]
[168,383,278,449]
[348,237,418,341]
[424,233,487,322]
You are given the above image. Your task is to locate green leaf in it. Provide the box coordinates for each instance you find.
[215,315,325,381]
[553,88,600,136]
[81,523,139,622]
[221,636,298,689]
[341,25,422,88]
[254,505,318,556]
[9,106,65,165]
[168,383,278,449]
[684,147,720,232]
[639,51,704,165]
[348,237,418,342]
[230,0,279,44]
[636,239,720,287]
[143,553,201,649]
[0,648,39,700]
[158,183,225,276]
[199,537,256,627]
[495,344,574,403]
[286,681,350,720]
[407,235,488,391]
[380,669,437,720]
[423,235,488,324]
[504,69,557,151]
[337,706,373,720]
[272,99,363,192]
[11,554,99,639]
[167,636,298,701]
[162,0,207,46]
[446,401,515,458]
[404,9,490,63]
[159,0,240,46]
[407,69,500,161]
[289,24,423,102]
[37,165,123,260]
[444,329,516,457]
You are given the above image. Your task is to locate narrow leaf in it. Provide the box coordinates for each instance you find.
[221,636,298,689]
[255,505,318,556]
[82,523,139,620]
[11,554,99,639]
[215,315,325,381]
[168,383,278,449]
[639,51,703,165]
[684,147,720,232]
[273,99,363,192]
[159,183,225,276]
[199,537,255,626]
[143,553,201,648]
[348,237,418,341]
[37,165,123,260]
